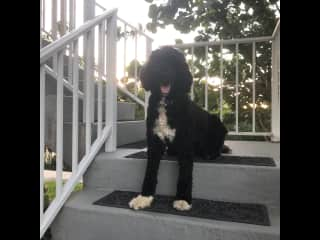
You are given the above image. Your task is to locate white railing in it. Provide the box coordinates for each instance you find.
[163,20,280,139]
[271,20,280,142]
[40,0,76,46]
[41,1,153,119]
[40,8,118,238]
[95,2,153,119]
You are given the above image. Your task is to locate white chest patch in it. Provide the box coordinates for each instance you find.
[153,101,176,142]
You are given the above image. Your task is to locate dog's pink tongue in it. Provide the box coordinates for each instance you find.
[160,85,170,94]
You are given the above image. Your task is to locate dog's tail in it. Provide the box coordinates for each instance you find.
[222,145,232,154]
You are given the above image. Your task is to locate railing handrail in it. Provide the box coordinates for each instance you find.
[162,18,279,49]
[162,36,273,49]
[40,8,118,64]
[272,19,280,38]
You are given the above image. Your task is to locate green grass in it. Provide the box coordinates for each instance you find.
[44,181,83,207]
[42,181,83,240]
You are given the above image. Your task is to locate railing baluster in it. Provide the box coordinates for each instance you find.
[69,0,75,31]
[40,65,45,224]
[134,29,138,96]
[52,0,57,40]
[191,46,194,100]
[252,42,256,132]
[98,22,105,137]
[235,43,239,133]
[220,42,223,121]
[42,0,46,30]
[72,40,79,174]
[123,24,127,78]
[271,26,280,142]
[145,38,152,119]
[105,12,118,152]
[40,0,42,48]
[85,30,93,154]
[61,0,67,36]
[68,45,73,84]
[205,45,208,111]
[56,51,64,199]
[67,0,76,84]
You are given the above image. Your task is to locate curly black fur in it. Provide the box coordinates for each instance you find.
[139,46,229,205]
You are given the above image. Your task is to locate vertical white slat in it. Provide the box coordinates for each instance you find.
[56,51,64,199]
[85,31,93,154]
[205,45,208,111]
[52,0,57,40]
[145,38,152,119]
[252,42,256,132]
[220,42,224,121]
[235,43,239,133]
[271,27,280,142]
[83,0,95,124]
[98,22,105,137]
[105,11,118,152]
[134,30,138,96]
[90,30,95,124]
[191,46,194,101]
[72,40,79,174]
[123,24,127,78]
[67,0,75,84]
[60,0,67,36]
[69,0,75,31]
[40,0,42,48]
[43,0,46,30]
[67,45,73,83]
[40,65,45,224]
[53,54,58,73]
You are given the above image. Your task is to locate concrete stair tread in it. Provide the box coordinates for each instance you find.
[52,188,279,240]
[95,149,279,168]
[84,148,280,207]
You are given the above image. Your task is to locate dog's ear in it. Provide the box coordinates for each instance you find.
[139,64,151,91]
[176,60,193,94]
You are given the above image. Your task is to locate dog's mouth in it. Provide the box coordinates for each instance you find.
[160,85,171,95]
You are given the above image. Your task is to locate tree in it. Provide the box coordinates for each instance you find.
[144,0,279,134]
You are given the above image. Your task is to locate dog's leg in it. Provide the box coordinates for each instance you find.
[129,135,165,210]
[174,151,193,211]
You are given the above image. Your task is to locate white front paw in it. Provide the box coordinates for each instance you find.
[173,200,192,211]
[129,195,154,210]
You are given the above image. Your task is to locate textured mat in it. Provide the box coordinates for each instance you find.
[93,190,270,226]
[118,140,147,149]
[125,151,276,167]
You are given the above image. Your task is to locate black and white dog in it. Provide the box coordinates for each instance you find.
[129,46,230,211]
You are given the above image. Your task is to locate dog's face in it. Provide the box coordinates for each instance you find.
[140,47,192,98]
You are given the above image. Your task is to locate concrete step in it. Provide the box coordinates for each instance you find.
[51,188,280,240]
[84,149,279,207]
[45,95,136,122]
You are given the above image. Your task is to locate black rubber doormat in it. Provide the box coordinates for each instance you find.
[125,151,276,167]
[93,190,270,226]
[118,140,147,149]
